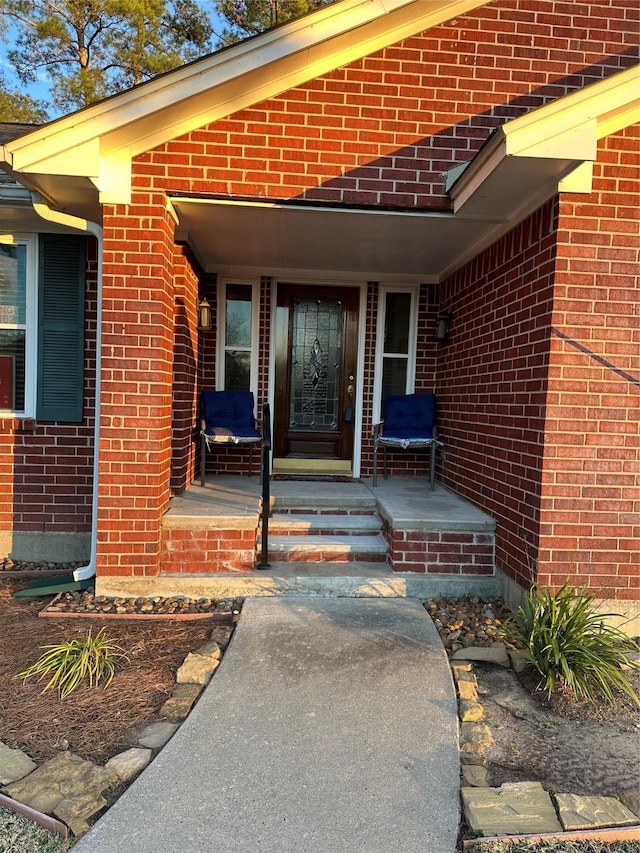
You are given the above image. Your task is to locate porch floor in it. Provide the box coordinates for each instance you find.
[164,475,496,534]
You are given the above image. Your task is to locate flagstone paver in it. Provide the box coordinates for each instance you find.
[136,721,179,749]
[0,741,37,784]
[462,781,563,837]
[160,682,203,720]
[556,793,640,831]
[2,752,116,836]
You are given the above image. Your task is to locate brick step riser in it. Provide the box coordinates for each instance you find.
[264,525,382,537]
[256,550,389,564]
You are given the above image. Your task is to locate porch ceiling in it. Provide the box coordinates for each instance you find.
[172,198,506,283]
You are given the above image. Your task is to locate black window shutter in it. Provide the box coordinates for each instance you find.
[37,234,86,422]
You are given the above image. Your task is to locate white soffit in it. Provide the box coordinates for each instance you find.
[172,198,503,281]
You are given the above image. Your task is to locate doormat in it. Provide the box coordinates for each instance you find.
[271,474,356,482]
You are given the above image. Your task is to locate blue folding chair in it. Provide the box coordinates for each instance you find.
[199,391,261,485]
[373,393,443,490]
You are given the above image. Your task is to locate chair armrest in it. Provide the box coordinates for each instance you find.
[200,417,206,431]
[373,421,383,439]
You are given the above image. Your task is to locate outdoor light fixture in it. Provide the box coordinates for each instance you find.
[435,311,453,343]
[198,298,212,331]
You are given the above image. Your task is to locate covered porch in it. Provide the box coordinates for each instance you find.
[95,476,502,601]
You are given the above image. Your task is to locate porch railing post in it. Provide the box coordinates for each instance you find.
[256,402,271,570]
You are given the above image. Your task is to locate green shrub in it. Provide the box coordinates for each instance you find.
[17,627,128,699]
[500,581,640,705]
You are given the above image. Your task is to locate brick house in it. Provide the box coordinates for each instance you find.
[1,0,638,618]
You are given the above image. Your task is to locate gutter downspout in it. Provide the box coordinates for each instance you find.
[31,193,102,583]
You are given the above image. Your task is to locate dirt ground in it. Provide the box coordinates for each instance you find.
[475,662,640,801]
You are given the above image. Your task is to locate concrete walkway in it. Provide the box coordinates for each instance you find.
[72,598,460,852]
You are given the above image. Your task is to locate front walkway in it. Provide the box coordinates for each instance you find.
[71,597,460,853]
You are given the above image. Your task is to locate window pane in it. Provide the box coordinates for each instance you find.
[225,351,251,391]
[381,356,407,402]
[0,330,25,410]
[0,244,27,325]
[225,284,252,347]
[384,292,411,354]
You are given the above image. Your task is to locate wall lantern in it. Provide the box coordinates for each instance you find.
[198,298,212,331]
[435,311,453,343]
[436,311,453,344]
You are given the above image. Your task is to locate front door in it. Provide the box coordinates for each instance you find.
[273,284,359,464]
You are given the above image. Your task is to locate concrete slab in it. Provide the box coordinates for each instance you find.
[369,479,495,532]
[98,562,503,599]
[71,598,460,853]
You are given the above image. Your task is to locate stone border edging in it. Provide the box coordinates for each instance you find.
[451,651,640,844]
[39,593,234,621]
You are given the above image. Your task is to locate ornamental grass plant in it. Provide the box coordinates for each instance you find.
[499,581,640,706]
[17,627,128,699]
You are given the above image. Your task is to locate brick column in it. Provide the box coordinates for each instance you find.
[537,127,640,600]
[96,193,176,579]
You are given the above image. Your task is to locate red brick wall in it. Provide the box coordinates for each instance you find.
[137,0,636,210]
[437,129,639,599]
[537,126,640,600]
[437,201,558,591]
[0,238,97,549]
[97,194,177,578]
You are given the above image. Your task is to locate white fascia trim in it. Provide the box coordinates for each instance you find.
[4,0,488,180]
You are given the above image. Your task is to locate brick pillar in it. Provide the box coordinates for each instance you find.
[97,194,176,579]
[537,127,640,600]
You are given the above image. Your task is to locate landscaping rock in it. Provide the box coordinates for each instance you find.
[160,683,203,720]
[136,722,179,749]
[0,741,37,784]
[2,752,115,834]
[176,647,221,685]
[555,793,640,831]
[460,722,493,754]
[459,699,485,722]
[105,748,152,782]
[621,790,640,819]
[456,679,479,702]
[452,644,510,667]
[462,781,563,836]
[461,764,488,788]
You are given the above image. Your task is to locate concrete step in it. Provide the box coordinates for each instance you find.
[270,488,377,513]
[266,512,382,536]
[116,564,503,599]
[259,533,388,562]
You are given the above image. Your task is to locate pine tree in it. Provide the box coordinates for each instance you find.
[0,0,213,113]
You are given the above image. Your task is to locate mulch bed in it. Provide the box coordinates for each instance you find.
[0,579,227,765]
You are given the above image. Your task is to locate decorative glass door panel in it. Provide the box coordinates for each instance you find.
[289,297,342,432]
[274,284,359,461]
